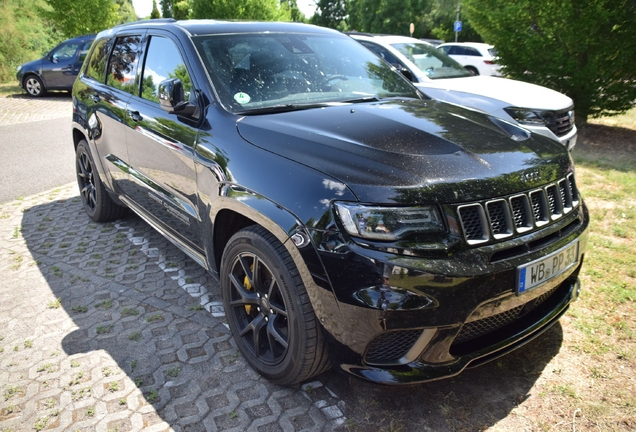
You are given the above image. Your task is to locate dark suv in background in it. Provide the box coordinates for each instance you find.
[17,34,95,97]
[72,19,589,385]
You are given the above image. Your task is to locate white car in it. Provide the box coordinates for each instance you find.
[349,34,577,149]
[438,42,501,76]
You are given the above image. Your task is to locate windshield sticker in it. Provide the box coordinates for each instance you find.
[234,92,251,104]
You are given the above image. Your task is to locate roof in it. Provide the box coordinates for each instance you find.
[97,19,340,39]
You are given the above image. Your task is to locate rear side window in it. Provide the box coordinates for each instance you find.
[140,36,192,103]
[78,40,93,63]
[107,35,143,95]
[85,39,112,82]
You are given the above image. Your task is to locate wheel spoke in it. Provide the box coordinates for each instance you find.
[239,314,267,358]
[251,256,263,289]
[267,316,288,349]
[228,273,258,306]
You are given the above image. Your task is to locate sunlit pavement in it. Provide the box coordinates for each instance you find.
[0,95,346,431]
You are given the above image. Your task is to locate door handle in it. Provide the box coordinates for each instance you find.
[89,94,101,103]
[127,110,143,122]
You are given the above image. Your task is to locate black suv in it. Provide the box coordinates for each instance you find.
[17,34,95,97]
[72,19,589,385]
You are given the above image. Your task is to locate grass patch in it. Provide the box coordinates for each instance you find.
[47,298,62,309]
[121,307,139,316]
[146,314,163,323]
[96,325,112,335]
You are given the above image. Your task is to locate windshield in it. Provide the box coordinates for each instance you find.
[390,43,472,80]
[192,33,421,114]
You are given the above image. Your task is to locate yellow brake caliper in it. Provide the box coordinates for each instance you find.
[244,265,253,314]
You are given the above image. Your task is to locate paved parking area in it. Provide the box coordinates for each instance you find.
[0,94,71,126]
[1,94,589,432]
[0,184,346,431]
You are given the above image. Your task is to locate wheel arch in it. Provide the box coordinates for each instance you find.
[209,190,339,324]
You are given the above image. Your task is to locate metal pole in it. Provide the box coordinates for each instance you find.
[455,5,460,42]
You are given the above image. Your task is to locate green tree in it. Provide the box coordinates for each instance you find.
[191,0,291,21]
[310,0,349,30]
[423,1,481,42]
[160,0,173,18]
[284,0,306,22]
[115,0,138,23]
[43,0,118,37]
[0,0,62,82]
[347,0,480,41]
[173,1,191,19]
[464,0,636,125]
[150,0,161,18]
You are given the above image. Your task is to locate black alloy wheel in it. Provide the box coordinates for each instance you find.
[221,226,330,385]
[75,140,126,222]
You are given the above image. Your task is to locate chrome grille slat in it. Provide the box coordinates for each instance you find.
[545,109,574,137]
[457,175,580,245]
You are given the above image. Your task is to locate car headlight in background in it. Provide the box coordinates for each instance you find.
[16,65,22,72]
[504,107,549,126]
[334,202,444,241]
[504,107,576,129]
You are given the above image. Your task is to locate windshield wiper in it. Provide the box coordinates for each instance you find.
[235,103,330,115]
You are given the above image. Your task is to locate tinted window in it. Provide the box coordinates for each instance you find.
[79,41,93,63]
[85,39,113,82]
[360,42,401,66]
[391,42,472,80]
[107,35,143,95]
[140,36,192,103]
[193,33,419,114]
[464,47,481,56]
[51,42,79,61]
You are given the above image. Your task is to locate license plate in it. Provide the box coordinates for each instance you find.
[517,240,579,294]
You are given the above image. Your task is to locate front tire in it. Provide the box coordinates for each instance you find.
[465,66,479,76]
[24,75,46,97]
[220,226,330,385]
[76,140,126,222]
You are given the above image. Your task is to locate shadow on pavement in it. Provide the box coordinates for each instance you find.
[13,187,562,431]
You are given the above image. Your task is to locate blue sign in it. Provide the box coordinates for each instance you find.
[454,21,463,32]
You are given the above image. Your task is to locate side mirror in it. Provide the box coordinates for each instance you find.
[397,66,414,82]
[51,55,59,64]
[158,78,198,117]
[391,64,413,82]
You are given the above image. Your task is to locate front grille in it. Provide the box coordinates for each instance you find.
[365,330,422,364]
[545,109,575,137]
[454,305,524,344]
[453,286,560,345]
[457,174,580,245]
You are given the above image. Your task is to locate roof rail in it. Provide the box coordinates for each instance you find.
[113,18,177,29]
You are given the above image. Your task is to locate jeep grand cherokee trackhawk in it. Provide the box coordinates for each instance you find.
[72,19,589,385]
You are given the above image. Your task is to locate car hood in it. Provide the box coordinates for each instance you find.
[418,76,573,112]
[18,58,44,73]
[236,99,571,204]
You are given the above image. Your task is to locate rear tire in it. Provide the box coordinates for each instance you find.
[76,140,126,222]
[465,66,479,76]
[220,226,330,385]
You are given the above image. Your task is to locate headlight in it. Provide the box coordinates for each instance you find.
[16,65,22,72]
[334,202,444,241]
[504,107,549,126]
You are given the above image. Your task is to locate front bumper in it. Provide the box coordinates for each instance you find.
[309,202,589,385]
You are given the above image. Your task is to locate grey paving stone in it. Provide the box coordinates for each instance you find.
[0,182,346,431]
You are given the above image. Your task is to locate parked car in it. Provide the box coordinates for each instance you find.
[16,34,95,97]
[437,42,501,76]
[349,33,578,150]
[72,20,588,385]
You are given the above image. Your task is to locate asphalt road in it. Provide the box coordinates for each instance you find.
[0,117,75,203]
